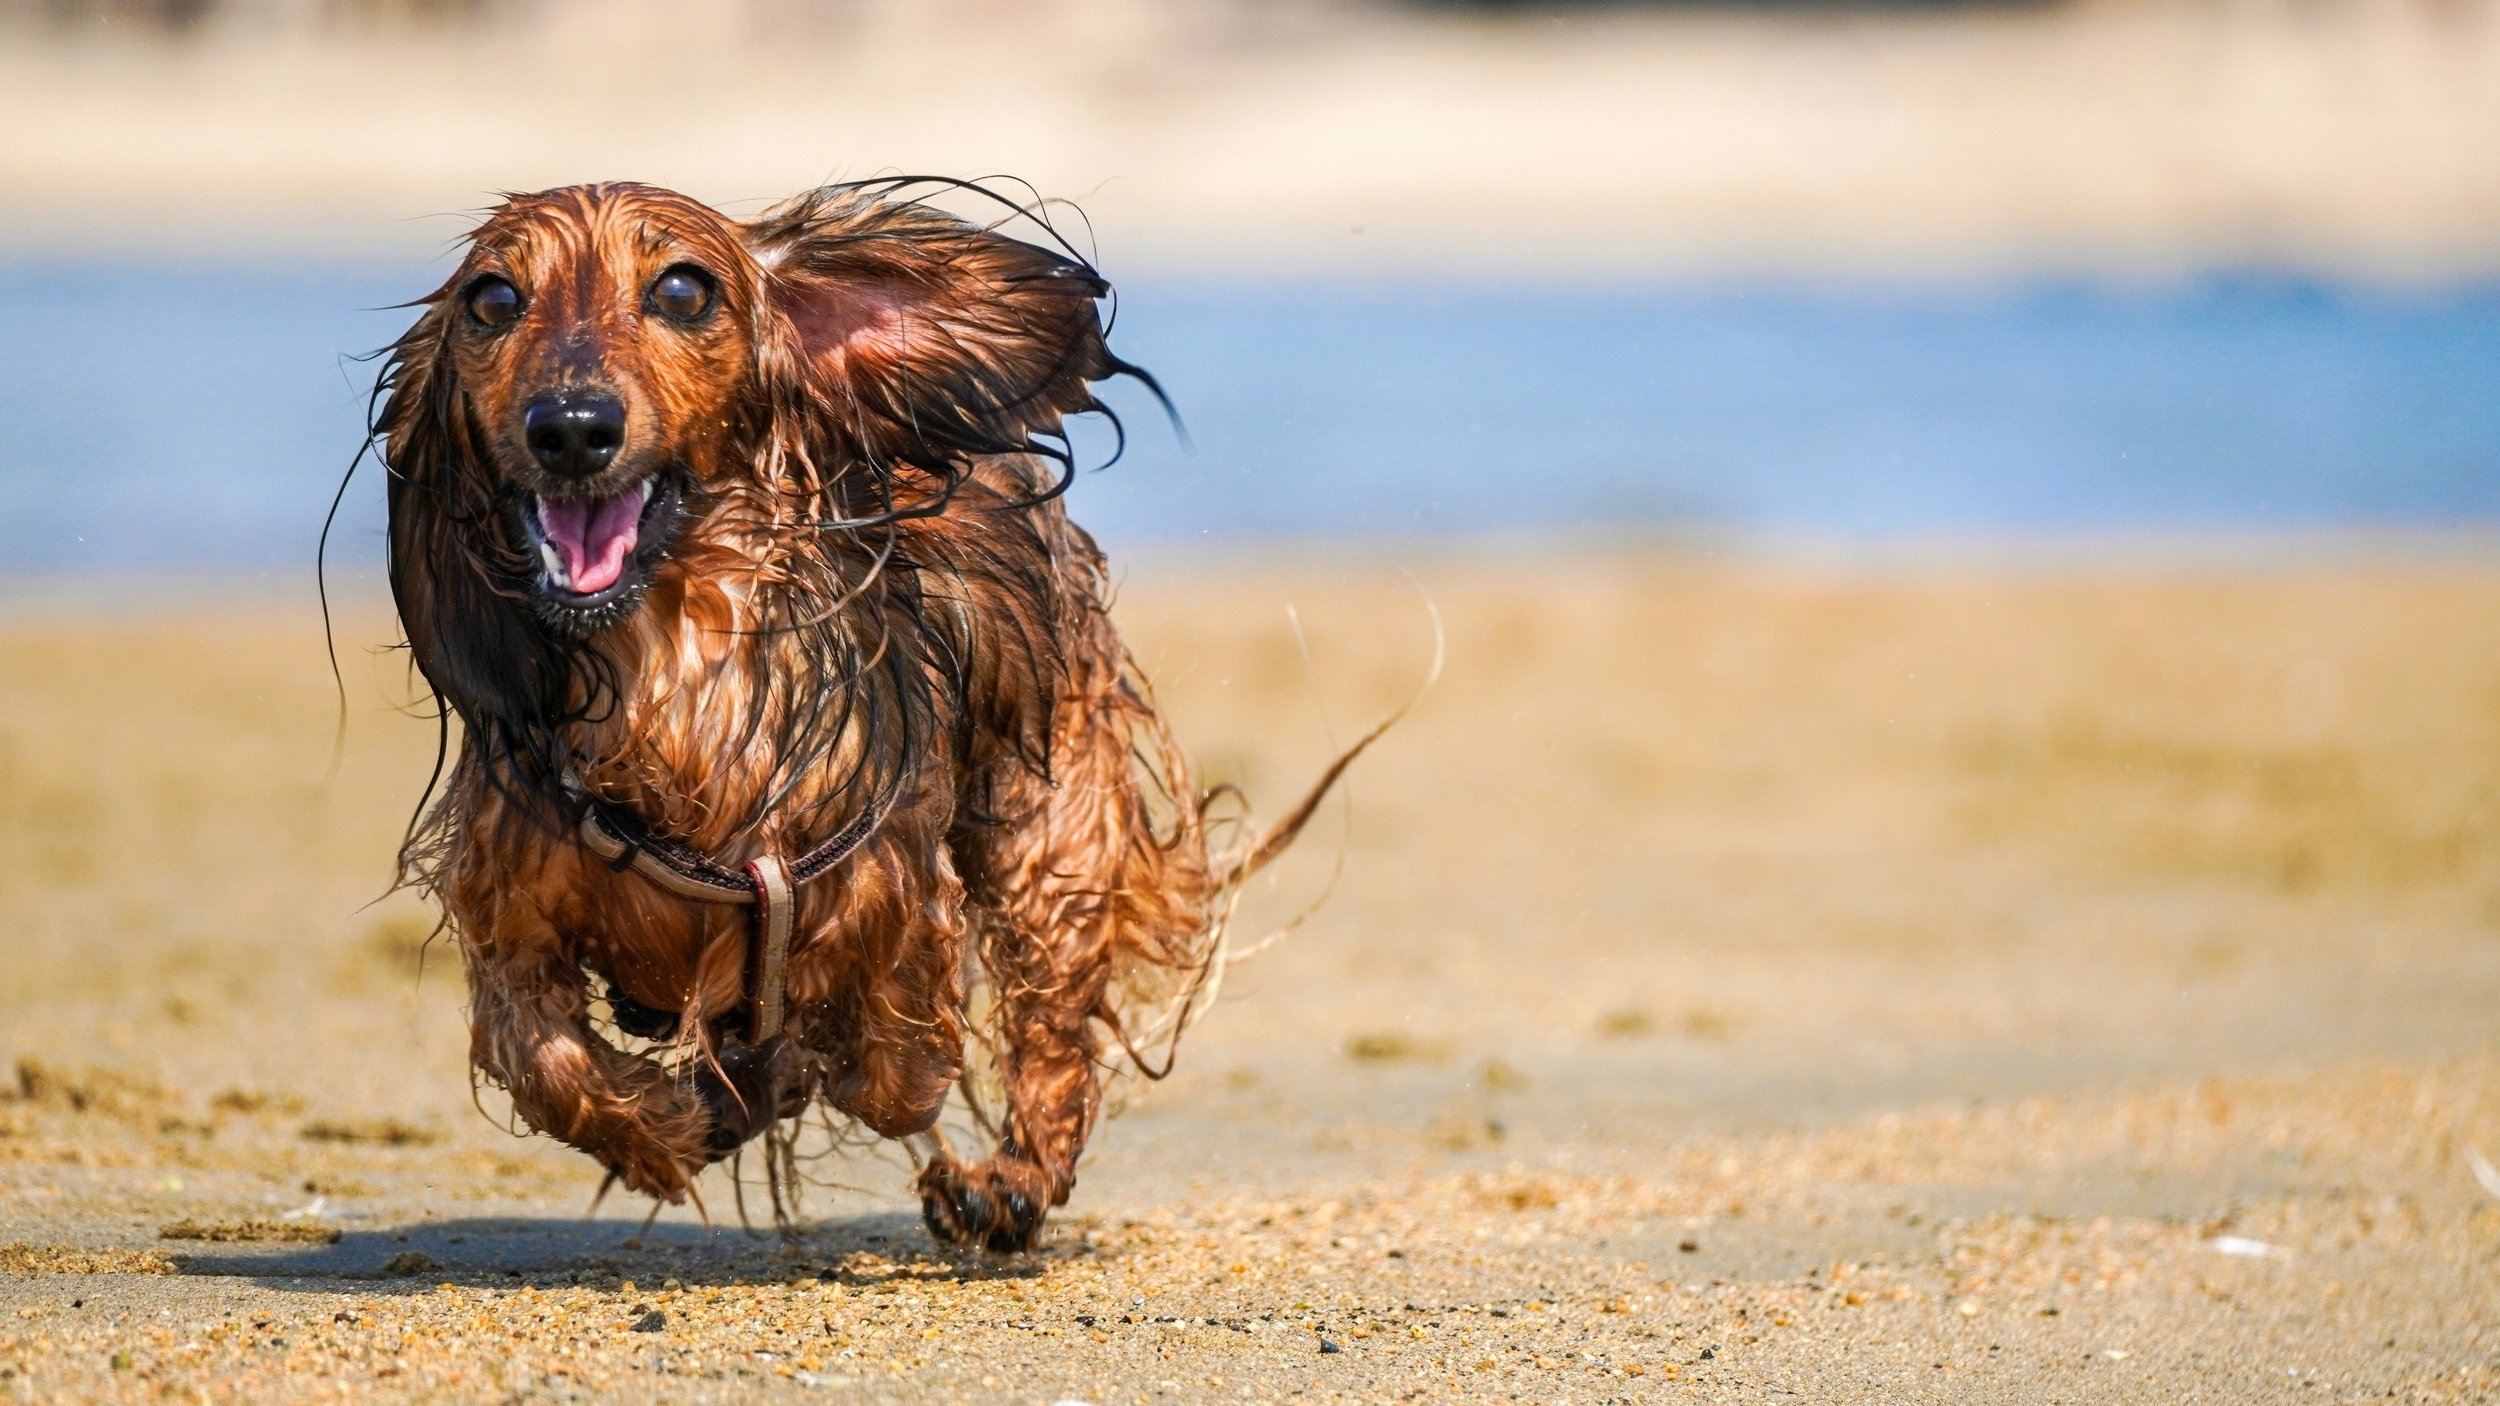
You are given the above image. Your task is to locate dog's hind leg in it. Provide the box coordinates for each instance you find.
[919,622,1221,1253]
[913,907,1110,1254]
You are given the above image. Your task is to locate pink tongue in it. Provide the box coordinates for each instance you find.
[540,488,642,595]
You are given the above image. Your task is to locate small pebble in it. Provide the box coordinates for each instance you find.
[1318,1339,1340,1354]
[631,1310,666,1333]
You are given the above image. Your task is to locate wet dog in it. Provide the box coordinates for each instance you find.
[376,180,1352,1249]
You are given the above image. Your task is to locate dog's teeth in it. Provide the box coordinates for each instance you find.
[539,541,567,586]
[636,479,654,507]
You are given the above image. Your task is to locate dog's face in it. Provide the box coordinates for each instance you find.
[436,184,762,635]
[386,177,1129,728]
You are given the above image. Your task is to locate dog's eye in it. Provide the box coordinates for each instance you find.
[465,277,522,329]
[648,266,714,322]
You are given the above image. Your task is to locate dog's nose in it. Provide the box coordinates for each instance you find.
[522,390,625,478]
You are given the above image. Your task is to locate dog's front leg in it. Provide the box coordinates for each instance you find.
[464,924,714,1202]
[820,937,967,1141]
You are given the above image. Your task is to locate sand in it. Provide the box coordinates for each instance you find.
[1,550,2497,1403]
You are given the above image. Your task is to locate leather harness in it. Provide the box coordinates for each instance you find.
[562,774,887,1043]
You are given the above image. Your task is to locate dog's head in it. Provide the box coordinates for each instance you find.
[379,180,1130,738]
[392,184,746,636]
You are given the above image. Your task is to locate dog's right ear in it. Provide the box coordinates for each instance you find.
[379,294,469,675]
[378,288,567,747]
[745,187,1119,473]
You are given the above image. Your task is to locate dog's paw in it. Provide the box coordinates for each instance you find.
[915,1155,1054,1253]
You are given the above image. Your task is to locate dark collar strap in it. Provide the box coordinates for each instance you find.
[564,774,887,897]
[561,774,890,1042]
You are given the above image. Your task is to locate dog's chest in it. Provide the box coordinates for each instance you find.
[576,573,869,859]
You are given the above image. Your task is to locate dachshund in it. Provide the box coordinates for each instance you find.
[375,179,1363,1251]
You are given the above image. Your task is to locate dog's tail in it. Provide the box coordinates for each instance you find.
[1096,594,1442,1079]
[1215,694,1416,890]
[1216,596,1443,890]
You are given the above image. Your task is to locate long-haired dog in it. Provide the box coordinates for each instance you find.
[376,179,1357,1251]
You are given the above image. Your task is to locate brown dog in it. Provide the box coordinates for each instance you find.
[377,180,1352,1250]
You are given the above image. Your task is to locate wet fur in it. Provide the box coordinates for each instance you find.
[379,181,1255,1250]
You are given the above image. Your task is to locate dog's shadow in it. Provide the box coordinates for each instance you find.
[168,1210,1065,1293]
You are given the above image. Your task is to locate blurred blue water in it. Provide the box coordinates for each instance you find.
[2,263,2494,579]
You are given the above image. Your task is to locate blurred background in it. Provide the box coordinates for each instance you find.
[2,6,2500,1398]
[2,0,2497,572]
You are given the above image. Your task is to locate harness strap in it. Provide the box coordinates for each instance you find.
[565,774,890,1043]
[743,855,794,1043]
[577,810,754,905]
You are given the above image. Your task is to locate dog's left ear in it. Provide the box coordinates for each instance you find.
[747,189,1119,470]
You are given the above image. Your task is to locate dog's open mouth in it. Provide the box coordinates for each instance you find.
[533,481,651,598]
[517,473,681,630]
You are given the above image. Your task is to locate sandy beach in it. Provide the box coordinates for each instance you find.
[0,551,2494,1401]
